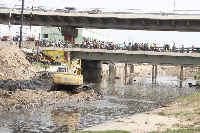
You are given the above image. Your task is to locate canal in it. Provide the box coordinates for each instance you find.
[0,64,200,133]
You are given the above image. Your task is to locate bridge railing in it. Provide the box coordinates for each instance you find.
[37,42,200,54]
[1,4,200,16]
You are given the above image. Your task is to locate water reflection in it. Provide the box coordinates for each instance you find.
[51,109,81,132]
[0,64,200,133]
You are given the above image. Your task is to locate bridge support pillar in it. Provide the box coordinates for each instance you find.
[130,64,134,73]
[109,63,115,84]
[61,26,78,37]
[152,65,157,85]
[180,66,183,88]
[124,63,128,85]
[61,26,78,44]
[81,60,102,83]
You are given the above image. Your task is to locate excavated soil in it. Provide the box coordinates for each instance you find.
[0,45,102,111]
[0,89,101,111]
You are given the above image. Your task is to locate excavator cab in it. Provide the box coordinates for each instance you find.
[57,67,67,72]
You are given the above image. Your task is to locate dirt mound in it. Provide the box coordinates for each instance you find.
[0,44,37,80]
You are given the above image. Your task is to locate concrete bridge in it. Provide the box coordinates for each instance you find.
[1,9,200,37]
[40,47,200,65]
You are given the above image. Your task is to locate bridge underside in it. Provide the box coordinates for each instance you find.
[1,9,200,31]
[72,51,200,65]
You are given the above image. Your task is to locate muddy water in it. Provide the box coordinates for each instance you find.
[0,65,200,133]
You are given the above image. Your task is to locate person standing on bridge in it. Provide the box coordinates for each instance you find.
[192,45,194,52]
[153,43,155,51]
[181,45,184,53]
[173,43,176,52]
[123,42,126,50]
[49,39,52,46]
[150,43,153,51]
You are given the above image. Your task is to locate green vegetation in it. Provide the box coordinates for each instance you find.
[194,74,200,80]
[33,62,50,71]
[172,123,194,128]
[155,123,166,126]
[158,111,166,116]
[72,130,130,133]
[177,93,200,100]
[155,93,200,133]
[169,112,182,117]
[129,121,136,123]
[193,121,200,125]
[116,120,125,123]
[149,127,200,133]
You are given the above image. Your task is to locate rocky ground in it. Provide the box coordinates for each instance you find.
[0,45,102,111]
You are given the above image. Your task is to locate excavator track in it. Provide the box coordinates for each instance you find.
[50,83,93,94]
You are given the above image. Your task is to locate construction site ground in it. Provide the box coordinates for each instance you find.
[0,45,102,111]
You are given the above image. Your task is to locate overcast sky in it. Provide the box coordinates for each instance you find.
[1,0,200,47]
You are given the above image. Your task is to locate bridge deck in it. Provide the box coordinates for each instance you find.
[40,47,200,65]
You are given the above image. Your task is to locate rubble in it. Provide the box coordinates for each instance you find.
[0,89,102,111]
[0,72,54,91]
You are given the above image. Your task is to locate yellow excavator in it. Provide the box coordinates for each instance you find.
[52,59,90,93]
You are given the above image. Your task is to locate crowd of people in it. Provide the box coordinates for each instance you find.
[36,39,196,53]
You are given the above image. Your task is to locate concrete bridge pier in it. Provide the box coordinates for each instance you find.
[180,66,183,88]
[130,64,134,74]
[123,63,134,85]
[61,26,78,44]
[152,65,157,85]
[124,63,127,85]
[81,60,102,83]
[127,64,134,85]
[109,63,115,84]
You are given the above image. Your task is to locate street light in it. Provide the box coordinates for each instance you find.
[8,0,11,37]
[19,0,24,49]
[173,1,176,16]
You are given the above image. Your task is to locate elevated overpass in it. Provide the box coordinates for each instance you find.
[1,9,200,32]
[40,47,200,65]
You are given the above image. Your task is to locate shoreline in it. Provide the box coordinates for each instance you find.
[82,93,200,133]
[82,108,193,133]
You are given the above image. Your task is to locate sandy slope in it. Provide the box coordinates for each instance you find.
[83,108,193,133]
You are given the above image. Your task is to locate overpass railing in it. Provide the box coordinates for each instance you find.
[1,4,200,16]
[37,42,200,54]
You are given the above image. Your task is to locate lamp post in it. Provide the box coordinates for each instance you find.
[9,0,11,37]
[173,1,176,16]
[19,0,24,49]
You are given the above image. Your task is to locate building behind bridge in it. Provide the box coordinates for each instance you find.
[41,27,112,66]
[41,27,112,44]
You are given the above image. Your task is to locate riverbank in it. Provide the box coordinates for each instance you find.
[82,93,200,133]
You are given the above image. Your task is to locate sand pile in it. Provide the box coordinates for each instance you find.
[0,44,38,80]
